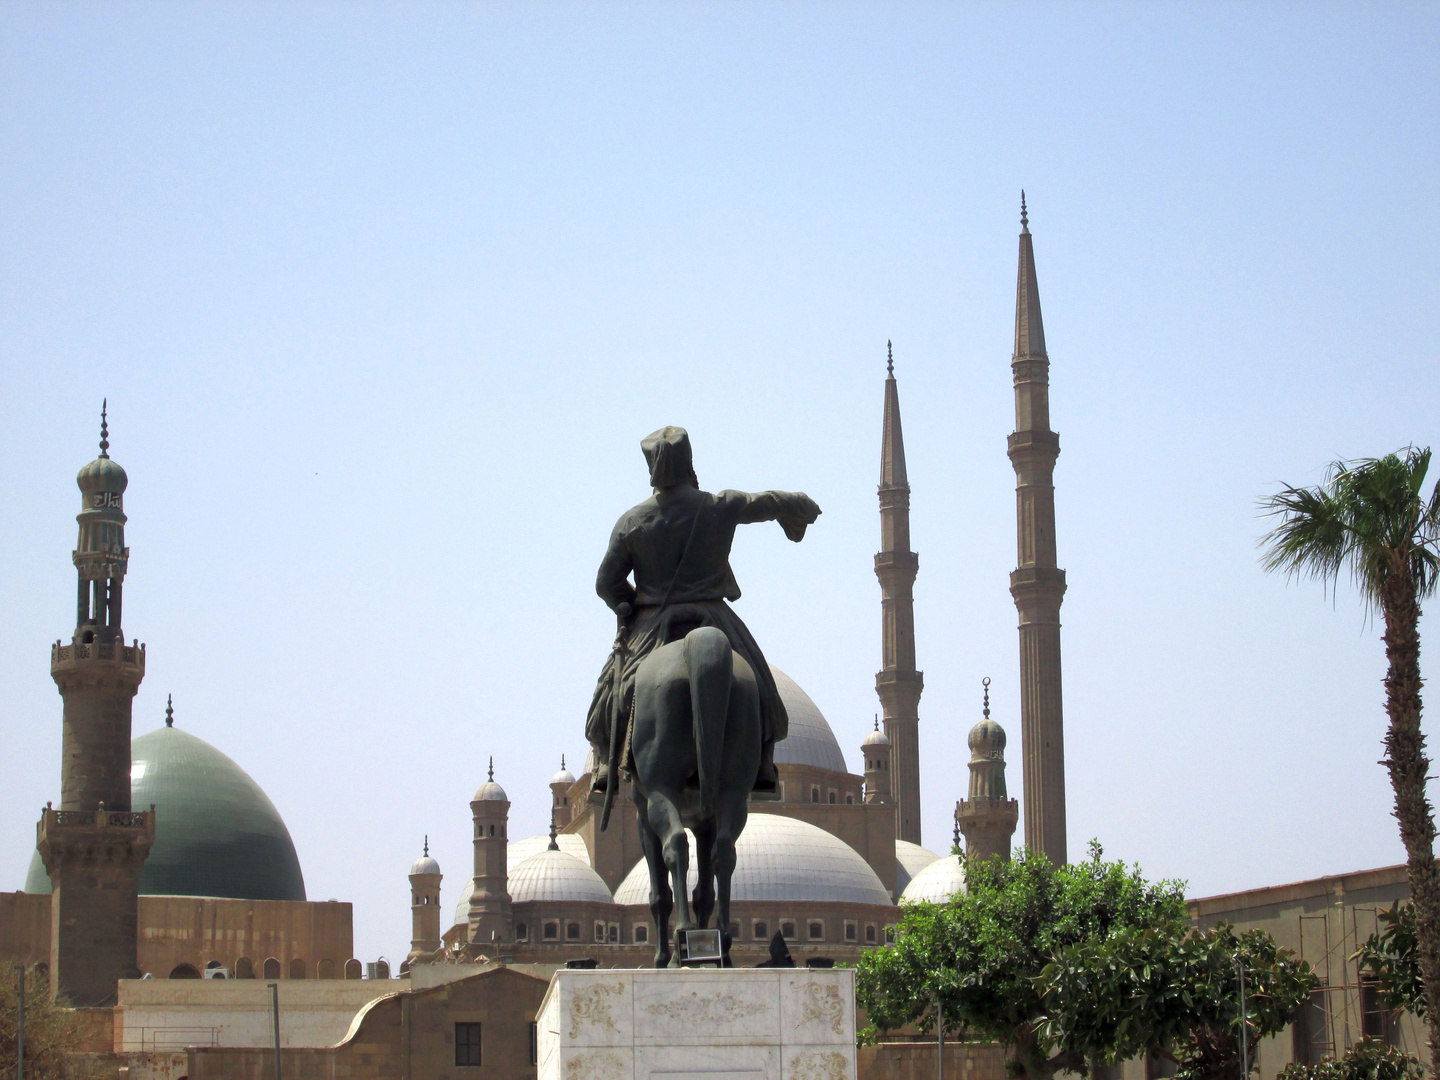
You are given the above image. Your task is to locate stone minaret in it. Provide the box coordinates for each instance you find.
[1008,194,1068,865]
[955,679,1019,864]
[467,758,513,947]
[407,838,443,966]
[861,719,891,805]
[875,342,924,844]
[36,404,155,1005]
[550,756,576,832]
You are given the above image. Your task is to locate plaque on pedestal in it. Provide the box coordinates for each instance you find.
[537,968,856,1080]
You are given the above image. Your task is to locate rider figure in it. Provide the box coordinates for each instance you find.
[586,426,821,797]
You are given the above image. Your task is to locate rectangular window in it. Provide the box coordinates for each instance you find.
[808,921,824,941]
[753,921,768,941]
[595,921,606,943]
[781,921,796,940]
[543,921,558,941]
[844,921,857,942]
[634,924,649,944]
[608,924,620,943]
[516,922,528,941]
[566,922,582,941]
[455,1022,482,1067]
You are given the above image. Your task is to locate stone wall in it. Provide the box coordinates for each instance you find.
[859,1041,1008,1080]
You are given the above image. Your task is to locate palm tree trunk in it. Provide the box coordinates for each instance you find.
[1380,569,1440,1073]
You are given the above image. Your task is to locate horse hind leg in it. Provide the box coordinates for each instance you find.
[691,820,717,930]
[644,791,694,966]
[713,796,747,966]
[636,803,673,968]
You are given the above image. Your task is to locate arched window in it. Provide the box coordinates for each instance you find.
[317,958,335,980]
[753,922,768,941]
[543,921,559,941]
[234,957,255,979]
[865,925,877,944]
[828,791,836,804]
[263,957,281,979]
[516,923,528,941]
[344,959,363,980]
[566,922,581,941]
[808,921,824,941]
[289,958,307,980]
[633,925,648,944]
[169,964,201,979]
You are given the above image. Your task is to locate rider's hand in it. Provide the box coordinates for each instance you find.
[616,602,633,618]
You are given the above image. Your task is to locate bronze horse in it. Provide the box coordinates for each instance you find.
[628,621,761,967]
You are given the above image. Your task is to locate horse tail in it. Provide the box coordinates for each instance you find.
[685,626,732,818]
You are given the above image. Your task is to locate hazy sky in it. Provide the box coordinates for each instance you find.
[2,2,1436,966]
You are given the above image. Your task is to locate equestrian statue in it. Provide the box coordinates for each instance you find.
[585,426,820,966]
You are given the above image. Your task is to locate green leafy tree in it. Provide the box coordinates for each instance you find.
[1277,1038,1425,1080]
[1260,448,1440,1070]
[1356,902,1426,1020]
[1039,922,1318,1080]
[854,842,1186,1080]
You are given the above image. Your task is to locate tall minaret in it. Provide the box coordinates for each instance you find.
[37,404,155,1005]
[875,342,923,844]
[1007,194,1068,865]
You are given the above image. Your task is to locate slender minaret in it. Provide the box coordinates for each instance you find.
[955,679,1019,864]
[875,342,924,844]
[550,755,576,832]
[1008,194,1068,865]
[407,838,443,966]
[468,757,513,947]
[37,404,155,1005]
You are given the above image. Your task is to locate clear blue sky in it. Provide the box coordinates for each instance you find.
[2,2,1436,966]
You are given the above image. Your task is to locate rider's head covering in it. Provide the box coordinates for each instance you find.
[641,426,699,489]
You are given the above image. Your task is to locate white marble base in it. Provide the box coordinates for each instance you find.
[537,968,856,1080]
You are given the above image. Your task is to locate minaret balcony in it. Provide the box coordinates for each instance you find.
[36,805,156,875]
[51,639,146,689]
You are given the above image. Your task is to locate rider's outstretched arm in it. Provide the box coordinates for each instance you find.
[721,490,822,542]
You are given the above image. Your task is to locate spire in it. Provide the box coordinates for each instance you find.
[488,756,494,782]
[560,754,566,770]
[548,819,559,851]
[1014,195,1047,362]
[99,399,110,458]
[423,835,429,857]
[887,339,894,377]
[953,817,961,851]
[873,715,879,732]
[982,677,990,719]
[165,694,173,727]
[880,343,909,489]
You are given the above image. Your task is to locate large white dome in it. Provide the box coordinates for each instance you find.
[899,854,965,904]
[894,840,942,895]
[452,832,590,927]
[614,813,891,907]
[770,666,849,774]
[508,849,613,905]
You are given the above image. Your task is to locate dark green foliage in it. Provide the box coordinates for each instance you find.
[1039,922,1318,1080]
[854,842,1186,1080]
[0,966,104,1080]
[1276,1038,1425,1080]
[1356,903,1426,1020]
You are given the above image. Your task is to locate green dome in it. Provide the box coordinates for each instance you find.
[23,724,305,901]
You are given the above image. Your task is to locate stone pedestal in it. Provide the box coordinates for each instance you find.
[537,968,856,1080]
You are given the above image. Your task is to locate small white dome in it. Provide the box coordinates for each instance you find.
[551,766,577,786]
[451,833,591,927]
[770,667,849,774]
[614,813,890,907]
[410,855,441,877]
[473,780,508,802]
[862,726,891,748]
[509,849,614,905]
[894,840,941,895]
[899,854,966,904]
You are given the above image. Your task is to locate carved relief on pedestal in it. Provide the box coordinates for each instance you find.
[788,981,844,1035]
[564,1050,629,1080]
[568,982,627,1039]
[643,991,770,1026]
[786,1051,849,1080]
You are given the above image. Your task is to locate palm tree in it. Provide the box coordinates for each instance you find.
[1261,447,1440,1069]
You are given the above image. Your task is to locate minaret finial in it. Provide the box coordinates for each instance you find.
[548,818,559,851]
[953,817,961,850]
[561,754,566,770]
[488,756,494,782]
[99,399,110,458]
[423,835,429,857]
[1020,191,1028,233]
[165,693,174,727]
[873,714,879,732]
[982,677,990,720]
[887,340,894,377]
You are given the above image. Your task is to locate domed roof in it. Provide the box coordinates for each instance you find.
[862,723,890,748]
[968,718,1006,756]
[451,832,590,927]
[24,722,305,901]
[551,757,576,786]
[894,840,941,895]
[410,855,442,876]
[614,813,890,907]
[509,849,614,905]
[770,667,848,774]
[77,454,128,496]
[899,854,966,904]
[473,759,508,802]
